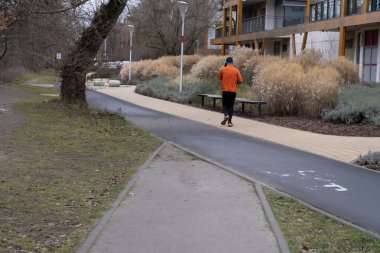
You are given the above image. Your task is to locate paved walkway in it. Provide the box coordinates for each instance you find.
[84,144,281,253]
[95,86,380,163]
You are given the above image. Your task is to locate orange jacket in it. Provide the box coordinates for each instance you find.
[219,64,243,92]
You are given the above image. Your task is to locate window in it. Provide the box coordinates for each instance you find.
[274,41,281,55]
[369,0,380,11]
[328,0,335,18]
[311,0,342,21]
[323,1,328,19]
[316,3,322,20]
[335,0,341,17]
[282,43,288,52]
[310,5,316,21]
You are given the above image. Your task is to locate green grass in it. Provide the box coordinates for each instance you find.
[263,187,380,253]
[0,83,161,252]
[14,70,58,85]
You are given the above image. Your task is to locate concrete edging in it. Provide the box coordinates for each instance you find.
[76,142,167,253]
[255,183,291,253]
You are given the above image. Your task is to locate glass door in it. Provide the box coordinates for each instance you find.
[363,30,378,82]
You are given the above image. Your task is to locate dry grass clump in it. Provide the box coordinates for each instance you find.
[248,55,280,80]
[295,49,323,71]
[158,55,202,72]
[253,60,306,116]
[230,46,259,70]
[252,60,340,117]
[302,66,340,117]
[120,59,150,82]
[324,57,360,85]
[190,55,225,81]
[120,55,202,83]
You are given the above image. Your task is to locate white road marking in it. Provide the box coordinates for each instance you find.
[314,177,333,182]
[323,183,348,192]
[298,170,315,176]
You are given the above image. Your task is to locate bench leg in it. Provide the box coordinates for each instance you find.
[213,98,216,108]
[258,103,263,117]
[201,97,205,107]
[241,102,245,113]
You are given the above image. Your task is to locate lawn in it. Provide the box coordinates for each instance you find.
[264,187,380,253]
[0,81,161,252]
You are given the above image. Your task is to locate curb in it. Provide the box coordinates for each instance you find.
[76,142,167,253]
[255,184,290,253]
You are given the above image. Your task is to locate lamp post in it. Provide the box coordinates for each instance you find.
[128,24,135,83]
[178,1,188,92]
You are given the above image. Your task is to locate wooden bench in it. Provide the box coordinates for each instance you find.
[197,94,266,117]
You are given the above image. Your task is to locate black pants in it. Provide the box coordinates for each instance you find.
[222,91,236,122]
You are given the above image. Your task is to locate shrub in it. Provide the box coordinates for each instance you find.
[356,151,380,165]
[322,85,380,125]
[230,46,258,71]
[252,60,307,116]
[120,55,202,83]
[190,55,225,81]
[252,59,340,118]
[295,49,323,72]
[135,76,219,105]
[302,66,340,118]
[324,57,360,85]
[120,59,152,82]
[250,55,279,78]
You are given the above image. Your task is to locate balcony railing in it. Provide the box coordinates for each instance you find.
[310,0,341,21]
[369,0,380,11]
[242,16,265,33]
[276,16,305,28]
[215,27,223,38]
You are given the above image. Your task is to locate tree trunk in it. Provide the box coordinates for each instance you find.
[61,0,127,106]
[0,35,7,61]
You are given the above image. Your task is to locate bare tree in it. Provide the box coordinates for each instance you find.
[128,0,218,57]
[60,0,127,106]
[0,1,83,77]
[0,3,16,61]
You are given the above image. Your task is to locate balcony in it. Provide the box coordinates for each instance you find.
[275,16,305,28]
[275,5,306,28]
[242,16,265,33]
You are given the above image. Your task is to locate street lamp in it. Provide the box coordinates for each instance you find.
[128,24,135,83]
[178,1,188,92]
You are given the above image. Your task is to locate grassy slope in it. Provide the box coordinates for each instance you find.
[264,187,380,253]
[0,80,161,252]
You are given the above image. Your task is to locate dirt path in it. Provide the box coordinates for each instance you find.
[0,84,29,163]
[0,84,29,136]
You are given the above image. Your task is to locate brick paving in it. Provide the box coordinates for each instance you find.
[95,86,380,163]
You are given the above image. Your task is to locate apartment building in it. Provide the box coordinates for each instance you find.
[211,0,380,82]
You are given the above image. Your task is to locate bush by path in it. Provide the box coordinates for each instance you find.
[323,85,380,125]
[122,47,363,120]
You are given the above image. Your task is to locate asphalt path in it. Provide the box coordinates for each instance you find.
[87,90,380,236]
